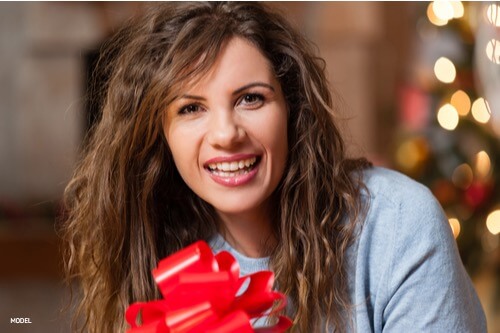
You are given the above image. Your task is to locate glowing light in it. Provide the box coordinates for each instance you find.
[486,210,500,235]
[451,1,464,18]
[449,218,461,238]
[432,1,454,21]
[471,98,491,123]
[427,2,448,26]
[485,39,500,64]
[434,57,456,83]
[437,104,459,130]
[475,151,491,179]
[452,163,473,189]
[395,138,427,172]
[486,4,500,27]
[450,90,471,116]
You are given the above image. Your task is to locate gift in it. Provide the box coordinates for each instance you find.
[125,241,292,332]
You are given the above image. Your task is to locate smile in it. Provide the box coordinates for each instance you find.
[204,155,261,186]
[207,157,257,175]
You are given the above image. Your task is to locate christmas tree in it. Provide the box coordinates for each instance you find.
[393,1,500,306]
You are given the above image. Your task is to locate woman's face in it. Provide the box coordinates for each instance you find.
[164,37,288,217]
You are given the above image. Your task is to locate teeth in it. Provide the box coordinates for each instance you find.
[207,157,257,172]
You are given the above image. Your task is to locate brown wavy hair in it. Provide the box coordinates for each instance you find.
[61,2,371,332]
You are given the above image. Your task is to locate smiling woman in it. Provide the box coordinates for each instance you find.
[61,2,486,333]
[164,38,288,251]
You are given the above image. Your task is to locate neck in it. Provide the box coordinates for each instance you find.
[217,202,276,258]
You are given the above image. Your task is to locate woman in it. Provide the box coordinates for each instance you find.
[62,2,486,332]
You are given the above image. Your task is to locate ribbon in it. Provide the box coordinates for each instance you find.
[125,241,292,332]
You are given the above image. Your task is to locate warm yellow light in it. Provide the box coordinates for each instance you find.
[475,151,491,180]
[427,2,449,26]
[449,218,461,238]
[452,163,473,189]
[450,90,471,116]
[471,98,491,123]
[437,104,459,130]
[485,39,500,64]
[433,1,455,21]
[434,57,456,83]
[486,210,500,235]
[396,140,421,172]
[451,1,464,18]
[486,4,500,27]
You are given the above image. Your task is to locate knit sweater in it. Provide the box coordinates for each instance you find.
[209,167,487,332]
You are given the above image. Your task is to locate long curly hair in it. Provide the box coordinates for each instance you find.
[61,2,371,332]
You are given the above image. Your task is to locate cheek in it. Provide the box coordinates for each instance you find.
[164,126,194,176]
[262,110,288,166]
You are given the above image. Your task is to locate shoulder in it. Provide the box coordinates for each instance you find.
[361,166,437,210]
[359,167,446,232]
[357,167,455,287]
[353,169,487,332]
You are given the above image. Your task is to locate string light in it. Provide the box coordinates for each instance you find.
[450,90,471,116]
[452,163,473,189]
[434,57,456,83]
[395,138,428,173]
[486,4,500,27]
[475,151,492,180]
[471,97,491,123]
[486,210,500,235]
[437,104,459,130]
[433,1,455,21]
[451,1,464,19]
[427,2,448,26]
[485,39,500,64]
[449,218,461,238]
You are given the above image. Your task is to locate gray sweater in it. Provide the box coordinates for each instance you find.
[209,167,486,332]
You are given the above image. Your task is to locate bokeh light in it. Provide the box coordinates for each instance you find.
[452,163,473,189]
[471,98,491,123]
[486,210,500,235]
[450,90,471,116]
[437,103,459,130]
[432,1,454,21]
[434,57,456,83]
[451,1,464,19]
[485,39,500,64]
[395,137,429,175]
[427,2,448,26]
[449,217,461,238]
[486,4,500,27]
[475,151,491,180]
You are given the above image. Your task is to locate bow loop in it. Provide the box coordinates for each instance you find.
[125,241,292,332]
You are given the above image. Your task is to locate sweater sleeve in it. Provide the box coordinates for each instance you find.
[381,183,486,332]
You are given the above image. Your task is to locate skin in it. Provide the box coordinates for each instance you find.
[163,37,288,257]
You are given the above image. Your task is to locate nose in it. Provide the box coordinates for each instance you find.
[206,110,245,149]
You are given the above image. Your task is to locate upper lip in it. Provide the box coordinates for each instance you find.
[204,153,260,166]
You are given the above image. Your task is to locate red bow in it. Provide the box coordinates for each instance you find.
[125,241,292,332]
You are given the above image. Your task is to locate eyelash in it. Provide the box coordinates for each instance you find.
[177,93,265,115]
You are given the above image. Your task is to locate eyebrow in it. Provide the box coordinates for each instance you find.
[179,82,275,101]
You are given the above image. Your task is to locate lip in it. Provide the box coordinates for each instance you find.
[204,153,261,187]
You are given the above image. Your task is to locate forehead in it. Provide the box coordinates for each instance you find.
[173,37,276,94]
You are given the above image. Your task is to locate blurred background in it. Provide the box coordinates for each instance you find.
[0,2,499,332]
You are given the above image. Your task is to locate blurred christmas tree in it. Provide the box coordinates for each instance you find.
[393,1,500,284]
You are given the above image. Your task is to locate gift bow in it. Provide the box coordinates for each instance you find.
[125,241,292,332]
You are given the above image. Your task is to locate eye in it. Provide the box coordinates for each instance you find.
[238,93,265,109]
[178,103,203,115]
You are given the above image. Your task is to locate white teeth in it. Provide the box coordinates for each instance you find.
[207,157,258,173]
